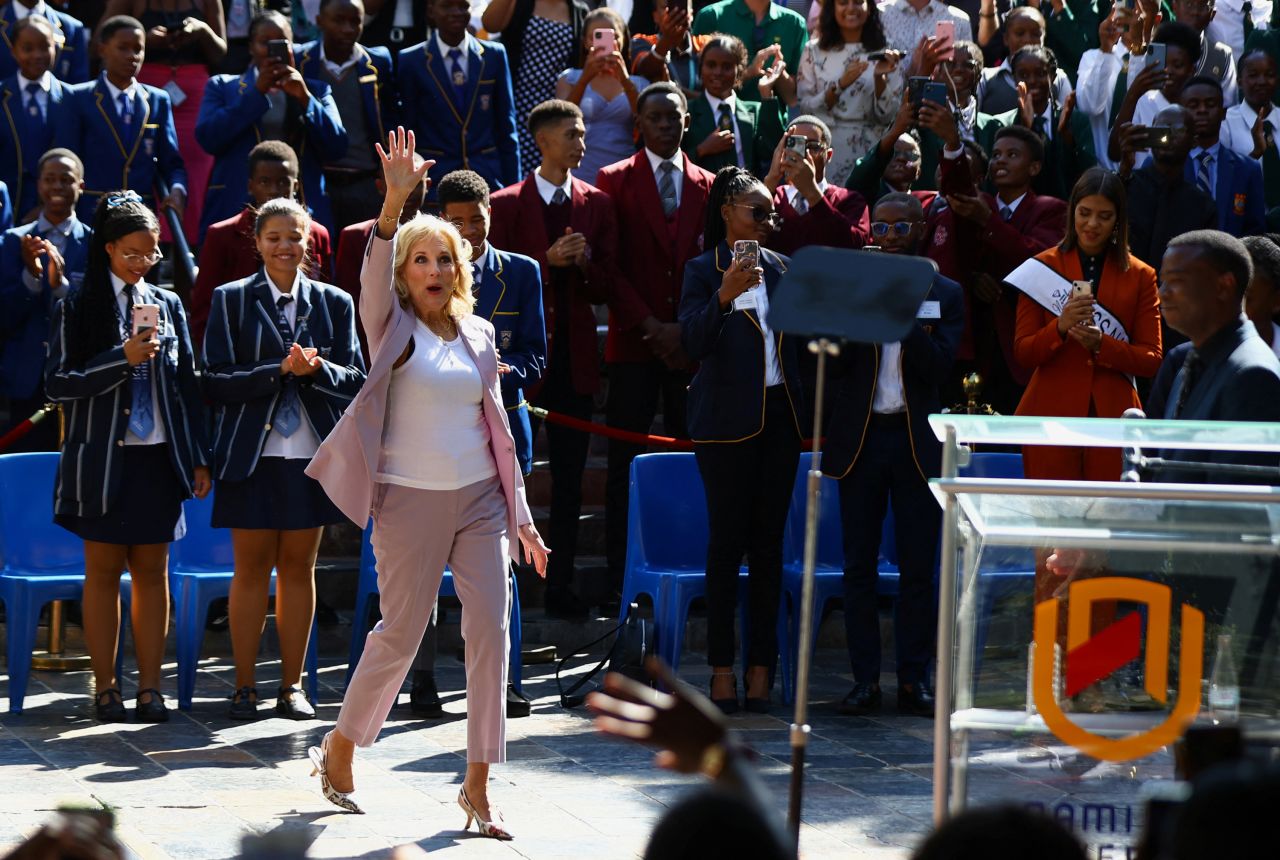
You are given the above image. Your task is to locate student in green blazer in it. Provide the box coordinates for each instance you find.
[682,32,786,177]
[1011,45,1097,200]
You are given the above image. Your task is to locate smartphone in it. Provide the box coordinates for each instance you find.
[934,21,956,62]
[923,81,949,106]
[785,134,808,158]
[1148,124,1172,148]
[865,49,890,63]
[717,106,734,132]
[907,76,930,106]
[1148,42,1167,74]
[267,38,291,64]
[592,28,617,56]
[733,239,759,270]
[1071,280,1093,299]
[132,303,160,336]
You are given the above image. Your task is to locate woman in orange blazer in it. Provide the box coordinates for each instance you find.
[1013,167,1163,482]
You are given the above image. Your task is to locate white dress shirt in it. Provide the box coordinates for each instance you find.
[995,192,1027,221]
[17,70,51,120]
[1222,101,1274,164]
[1208,0,1271,60]
[111,272,167,446]
[645,147,684,210]
[872,342,905,413]
[739,279,784,387]
[436,31,468,85]
[261,269,322,459]
[321,42,362,78]
[704,91,745,169]
[534,169,573,205]
[12,0,50,18]
[1075,48,1127,170]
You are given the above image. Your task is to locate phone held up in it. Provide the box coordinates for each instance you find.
[592,28,617,56]
[267,38,291,65]
[1071,280,1093,300]
[922,81,949,107]
[1147,42,1167,74]
[934,21,955,62]
[734,240,759,271]
[132,303,160,337]
[785,134,808,159]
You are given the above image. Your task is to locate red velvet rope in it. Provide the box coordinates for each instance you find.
[527,405,822,450]
[0,404,55,454]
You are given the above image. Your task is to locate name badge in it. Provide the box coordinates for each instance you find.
[163,79,187,108]
[733,291,757,312]
[918,300,941,320]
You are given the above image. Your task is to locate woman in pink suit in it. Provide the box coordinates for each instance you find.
[304,128,550,838]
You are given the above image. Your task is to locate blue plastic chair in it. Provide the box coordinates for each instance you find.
[346,523,524,693]
[162,494,318,710]
[0,453,85,713]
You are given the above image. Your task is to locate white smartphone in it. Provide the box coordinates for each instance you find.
[131,303,160,335]
[592,28,617,55]
[1071,280,1093,299]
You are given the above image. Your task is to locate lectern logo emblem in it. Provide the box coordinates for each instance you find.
[1031,578,1204,762]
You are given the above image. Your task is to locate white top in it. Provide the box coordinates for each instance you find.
[321,42,361,77]
[534,168,573,205]
[1074,48,1127,170]
[704,91,745,170]
[873,342,905,413]
[645,147,684,209]
[1208,0,1271,60]
[377,319,497,491]
[111,272,167,447]
[1222,102,1274,164]
[262,270,322,460]
[1271,321,1280,361]
[733,278,783,387]
[879,0,972,55]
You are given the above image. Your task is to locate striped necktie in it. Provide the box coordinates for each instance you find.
[658,161,677,217]
[1195,150,1214,197]
[123,284,155,439]
[273,295,302,437]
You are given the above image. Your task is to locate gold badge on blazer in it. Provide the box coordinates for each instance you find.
[500,330,513,350]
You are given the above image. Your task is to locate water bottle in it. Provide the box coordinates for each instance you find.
[1208,633,1240,725]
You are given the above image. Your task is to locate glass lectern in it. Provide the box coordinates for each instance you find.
[928,415,1280,857]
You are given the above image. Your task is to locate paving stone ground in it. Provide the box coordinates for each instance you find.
[0,620,1157,859]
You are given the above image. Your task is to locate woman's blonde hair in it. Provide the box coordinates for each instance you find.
[392,214,476,319]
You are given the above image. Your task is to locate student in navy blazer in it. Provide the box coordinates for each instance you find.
[44,192,211,723]
[397,0,520,199]
[0,14,67,221]
[0,149,89,452]
[195,11,348,240]
[1181,75,1267,238]
[0,0,90,83]
[679,166,805,715]
[52,17,188,224]
[202,197,366,721]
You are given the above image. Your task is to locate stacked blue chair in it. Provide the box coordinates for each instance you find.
[0,453,85,713]
[346,523,524,694]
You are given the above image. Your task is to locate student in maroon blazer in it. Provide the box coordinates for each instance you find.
[488,99,620,619]
[762,114,872,257]
[929,122,1067,414]
[333,162,431,363]
[594,82,715,599]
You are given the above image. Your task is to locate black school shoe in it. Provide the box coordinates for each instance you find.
[838,682,882,716]
[228,686,259,720]
[410,672,444,718]
[506,684,532,718]
[135,688,170,723]
[275,686,316,720]
[897,682,936,717]
[95,688,127,723]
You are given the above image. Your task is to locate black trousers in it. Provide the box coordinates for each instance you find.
[837,416,939,686]
[604,359,691,586]
[529,351,594,595]
[694,387,800,668]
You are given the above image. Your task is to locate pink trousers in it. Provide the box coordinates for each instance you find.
[336,476,511,762]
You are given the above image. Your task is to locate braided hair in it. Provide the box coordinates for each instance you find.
[703,167,765,253]
[1010,44,1059,112]
[65,193,160,368]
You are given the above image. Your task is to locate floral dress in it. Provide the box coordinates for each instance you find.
[514,16,576,177]
[795,39,904,187]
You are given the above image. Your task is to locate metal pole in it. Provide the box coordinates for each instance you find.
[932,424,962,824]
[788,337,840,840]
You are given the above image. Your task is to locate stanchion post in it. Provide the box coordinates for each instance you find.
[932,423,963,823]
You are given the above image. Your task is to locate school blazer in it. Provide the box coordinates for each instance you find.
[294,41,398,148]
[473,241,546,475]
[822,269,964,481]
[682,93,785,177]
[0,217,90,399]
[769,185,871,257]
[396,32,520,196]
[53,77,187,223]
[1035,106,1098,201]
[678,243,806,443]
[305,231,533,556]
[195,72,348,240]
[594,150,715,364]
[1013,247,1163,421]
[201,270,367,482]
[0,3,89,83]
[0,74,67,219]
[44,283,210,518]
[1181,147,1267,238]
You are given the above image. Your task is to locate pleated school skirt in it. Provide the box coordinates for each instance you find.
[55,444,187,545]
[212,456,344,530]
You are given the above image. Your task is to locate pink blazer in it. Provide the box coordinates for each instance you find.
[305,231,533,560]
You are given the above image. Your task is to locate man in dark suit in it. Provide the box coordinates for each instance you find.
[0,148,89,452]
[822,192,964,718]
[595,82,714,604]
[489,99,620,619]
[397,0,520,202]
[1180,75,1267,238]
[764,114,871,257]
[932,124,1067,414]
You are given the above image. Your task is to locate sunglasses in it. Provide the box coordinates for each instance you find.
[870,221,916,237]
[732,203,781,225]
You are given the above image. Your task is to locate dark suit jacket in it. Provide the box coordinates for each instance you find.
[359,0,428,51]
[1147,318,1280,481]
[44,282,209,518]
[397,34,520,196]
[53,77,187,223]
[0,74,67,220]
[768,184,871,257]
[0,216,90,399]
[194,72,348,240]
[1182,146,1267,238]
[473,242,546,474]
[0,3,89,84]
[1035,107,1098,201]
[190,207,334,351]
[489,174,618,395]
[201,270,367,482]
[822,269,963,480]
[294,41,398,156]
[682,92,785,177]
[595,150,715,364]
[679,242,806,443]
[1126,165,1218,273]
